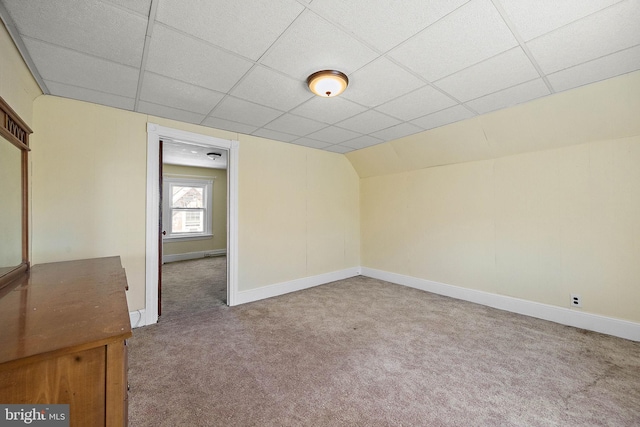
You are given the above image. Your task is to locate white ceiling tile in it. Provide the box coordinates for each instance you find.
[291,138,333,150]
[23,38,139,98]
[45,80,135,111]
[498,0,623,41]
[341,135,384,150]
[434,48,541,102]
[389,0,518,81]
[342,57,425,107]
[410,105,475,130]
[465,79,550,114]
[100,0,151,16]
[138,101,206,125]
[371,123,424,141]
[310,0,469,52]
[324,144,355,154]
[201,117,259,135]
[163,141,228,170]
[140,73,225,114]
[336,110,401,134]
[146,25,254,93]
[290,97,367,124]
[3,0,636,154]
[526,0,640,74]
[264,114,327,136]
[4,0,146,67]
[261,10,378,80]
[252,128,299,143]
[210,97,283,128]
[374,85,457,121]
[547,45,640,92]
[155,0,304,60]
[230,66,314,111]
[305,126,361,144]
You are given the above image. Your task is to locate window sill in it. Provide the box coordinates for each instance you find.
[163,234,213,243]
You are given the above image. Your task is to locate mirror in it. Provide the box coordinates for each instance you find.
[0,96,31,289]
[0,136,22,274]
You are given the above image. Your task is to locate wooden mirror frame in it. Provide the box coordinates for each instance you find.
[0,95,32,290]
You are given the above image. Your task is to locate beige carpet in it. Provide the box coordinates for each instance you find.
[160,256,227,319]
[129,272,640,426]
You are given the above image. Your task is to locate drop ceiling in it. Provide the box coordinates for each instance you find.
[1,0,638,153]
[163,140,228,169]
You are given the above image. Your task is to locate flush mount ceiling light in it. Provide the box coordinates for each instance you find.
[307,70,349,97]
[207,152,222,160]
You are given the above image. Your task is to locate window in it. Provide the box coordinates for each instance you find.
[163,177,213,241]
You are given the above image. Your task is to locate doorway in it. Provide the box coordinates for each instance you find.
[144,123,239,326]
[160,141,228,318]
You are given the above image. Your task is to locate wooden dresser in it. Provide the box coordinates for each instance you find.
[0,257,132,427]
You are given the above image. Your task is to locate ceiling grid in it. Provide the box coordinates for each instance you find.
[0,0,637,153]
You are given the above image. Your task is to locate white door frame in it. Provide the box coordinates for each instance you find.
[144,123,239,326]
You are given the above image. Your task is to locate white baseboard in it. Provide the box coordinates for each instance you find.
[135,267,360,322]
[163,249,226,264]
[234,267,361,306]
[129,308,147,329]
[134,263,639,341]
[361,267,640,342]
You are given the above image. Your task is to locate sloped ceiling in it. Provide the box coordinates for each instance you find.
[1,0,638,154]
[346,71,640,178]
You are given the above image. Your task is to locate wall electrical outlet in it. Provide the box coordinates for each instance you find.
[571,294,582,308]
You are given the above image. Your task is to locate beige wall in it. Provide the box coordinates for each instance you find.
[162,164,227,256]
[30,96,361,310]
[0,21,41,125]
[238,135,360,291]
[31,97,148,310]
[354,72,640,323]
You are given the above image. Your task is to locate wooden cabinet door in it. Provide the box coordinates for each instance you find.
[0,346,106,427]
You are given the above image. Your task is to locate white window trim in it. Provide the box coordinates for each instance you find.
[164,234,213,242]
[162,176,214,241]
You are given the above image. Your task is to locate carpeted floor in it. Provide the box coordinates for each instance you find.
[160,256,227,319]
[129,272,640,426]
